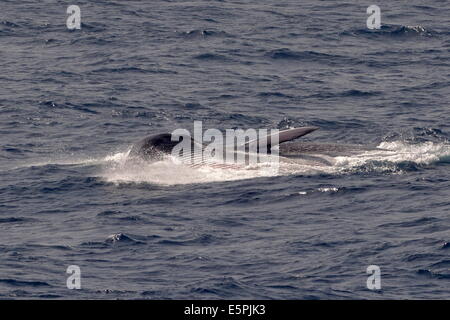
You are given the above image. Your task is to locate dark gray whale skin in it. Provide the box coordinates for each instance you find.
[279,142,375,157]
[129,133,202,161]
[278,141,378,166]
[129,133,178,160]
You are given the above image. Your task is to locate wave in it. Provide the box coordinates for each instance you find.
[0,278,51,287]
[105,233,145,245]
[178,29,231,39]
[265,48,346,63]
[308,89,381,99]
[341,24,434,38]
[331,141,450,174]
[193,53,232,62]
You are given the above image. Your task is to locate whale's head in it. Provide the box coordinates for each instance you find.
[129,133,193,160]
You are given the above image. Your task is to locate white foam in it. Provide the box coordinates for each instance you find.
[331,141,450,173]
[101,154,281,186]
[4,156,105,171]
[318,187,339,192]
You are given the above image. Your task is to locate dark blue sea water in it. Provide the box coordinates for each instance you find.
[1,0,449,299]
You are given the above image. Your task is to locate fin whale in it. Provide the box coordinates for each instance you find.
[129,127,319,160]
[129,127,377,165]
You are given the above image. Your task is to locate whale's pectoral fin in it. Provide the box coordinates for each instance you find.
[244,126,319,152]
[276,127,320,145]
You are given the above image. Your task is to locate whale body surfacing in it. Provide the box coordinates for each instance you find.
[129,127,377,166]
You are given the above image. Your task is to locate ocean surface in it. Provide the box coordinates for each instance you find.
[0,0,449,299]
